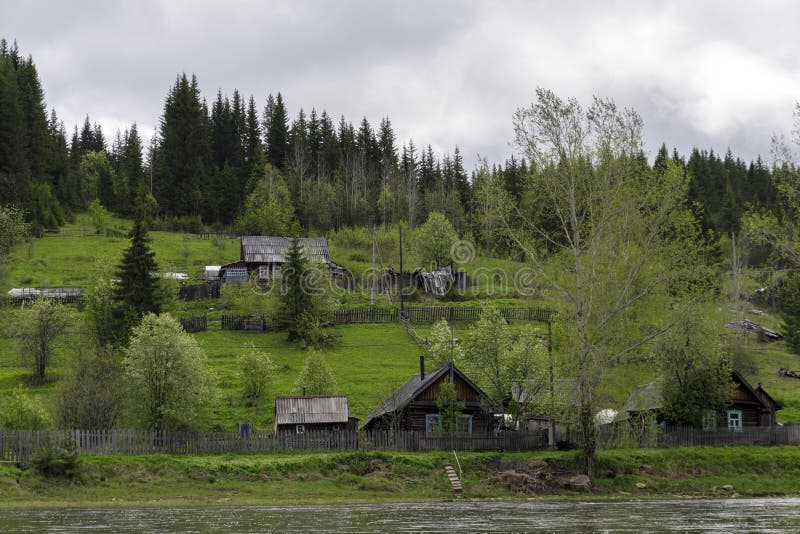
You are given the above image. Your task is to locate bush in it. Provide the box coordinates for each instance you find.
[30,438,81,478]
[0,386,52,430]
[239,347,276,406]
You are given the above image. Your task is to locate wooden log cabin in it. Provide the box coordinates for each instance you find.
[360,358,492,434]
[617,369,782,429]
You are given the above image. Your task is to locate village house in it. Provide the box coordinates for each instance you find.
[360,358,492,434]
[219,236,348,285]
[274,395,357,435]
[616,370,782,430]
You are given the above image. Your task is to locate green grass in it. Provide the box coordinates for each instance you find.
[3,446,800,507]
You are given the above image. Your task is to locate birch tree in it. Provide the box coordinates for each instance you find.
[511,88,703,475]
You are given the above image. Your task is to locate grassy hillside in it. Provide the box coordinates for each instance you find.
[2,217,800,429]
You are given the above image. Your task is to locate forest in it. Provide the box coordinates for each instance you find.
[0,39,784,263]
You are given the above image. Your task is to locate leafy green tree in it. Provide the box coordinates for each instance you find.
[0,386,51,430]
[512,89,706,475]
[55,346,123,429]
[414,211,458,269]
[0,205,29,256]
[463,304,514,400]
[87,198,110,234]
[659,313,732,426]
[237,164,294,235]
[239,347,276,406]
[426,319,464,368]
[123,313,216,430]
[435,380,465,433]
[293,351,337,395]
[78,150,116,208]
[85,257,116,347]
[14,298,71,384]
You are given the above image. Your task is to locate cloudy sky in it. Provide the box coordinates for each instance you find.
[2,0,799,168]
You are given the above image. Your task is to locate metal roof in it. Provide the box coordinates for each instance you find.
[274,395,350,425]
[241,236,330,264]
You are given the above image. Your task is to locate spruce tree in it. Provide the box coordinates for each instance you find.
[113,200,161,341]
[280,237,313,341]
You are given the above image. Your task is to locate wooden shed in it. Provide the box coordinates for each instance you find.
[274,395,357,435]
[361,360,491,434]
[219,236,348,283]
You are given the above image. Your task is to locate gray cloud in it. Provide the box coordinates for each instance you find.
[2,0,798,168]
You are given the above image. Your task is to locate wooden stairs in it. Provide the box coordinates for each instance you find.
[444,464,462,494]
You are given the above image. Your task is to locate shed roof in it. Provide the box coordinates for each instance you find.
[360,363,487,429]
[274,395,349,425]
[616,379,663,421]
[241,236,330,264]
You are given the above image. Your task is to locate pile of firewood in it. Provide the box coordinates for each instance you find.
[778,368,800,379]
[725,319,782,342]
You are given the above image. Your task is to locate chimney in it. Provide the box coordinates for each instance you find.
[419,355,425,381]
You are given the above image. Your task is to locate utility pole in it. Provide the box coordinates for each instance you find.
[371,224,376,306]
[548,320,556,449]
[399,226,404,313]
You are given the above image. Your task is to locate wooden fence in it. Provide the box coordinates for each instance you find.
[179,315,208,333]
[178,283,220,301]
[218,306,554,331]
[0,429,547,465]
[596,424,800,449]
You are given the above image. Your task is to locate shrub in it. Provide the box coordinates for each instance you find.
[0,386,52,430]
[30,438,81,478]
[240,347,276,406]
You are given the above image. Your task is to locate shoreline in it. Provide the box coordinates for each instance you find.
[2,446,800,508]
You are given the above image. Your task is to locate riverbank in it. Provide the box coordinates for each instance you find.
[2,446,800,507]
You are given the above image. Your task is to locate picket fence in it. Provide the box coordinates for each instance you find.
[0,429,547,466]
[595,424,800,449]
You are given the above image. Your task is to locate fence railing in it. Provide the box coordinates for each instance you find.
[179,314,208,333]
[217,306,554,332]
[0,429,547,465]
[596,424,800,449]
[178,283,220,301]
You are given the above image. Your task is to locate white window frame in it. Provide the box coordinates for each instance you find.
[425,414,441,434]
[457,414,473,434]
[727,410,743,432]
[296,424,305,435]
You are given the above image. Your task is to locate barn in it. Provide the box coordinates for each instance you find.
[219,236,347,284]
[274,395,357,435]
[361,359,492,434]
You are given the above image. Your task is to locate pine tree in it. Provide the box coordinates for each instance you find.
[265,92,289,170]
[280,237,313,341]
[113,201,161,341]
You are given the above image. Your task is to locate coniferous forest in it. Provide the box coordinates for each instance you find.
[0,39,784,263]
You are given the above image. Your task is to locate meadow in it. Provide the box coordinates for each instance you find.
[2,216,800,432]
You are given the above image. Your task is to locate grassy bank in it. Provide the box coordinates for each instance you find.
[2,446,800,507]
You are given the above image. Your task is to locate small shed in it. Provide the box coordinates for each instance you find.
[274,395,357,434]
[361,360,491,434]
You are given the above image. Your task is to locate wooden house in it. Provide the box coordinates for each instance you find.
[616,370,781,429]
[360,359,491,434]
[219,236,347,284]
[274,395,357,435]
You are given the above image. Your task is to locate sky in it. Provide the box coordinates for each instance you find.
[2,0,799,169]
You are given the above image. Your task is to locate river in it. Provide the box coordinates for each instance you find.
[4,498,800,532]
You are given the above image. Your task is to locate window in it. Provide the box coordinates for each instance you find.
[425,414,441,434]
[727,410,742,431]
[702,410,717,431]
[456,415,473,434]
[258,265,270,279]
[296,424,305,435]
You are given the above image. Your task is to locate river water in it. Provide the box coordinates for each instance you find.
[5,498,800,532]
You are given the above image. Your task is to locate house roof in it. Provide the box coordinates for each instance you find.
[360,363,487,429]
[241,236,330,264]
[616,379,663,421]
[616,370,778,422]
[274,395,349,425]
